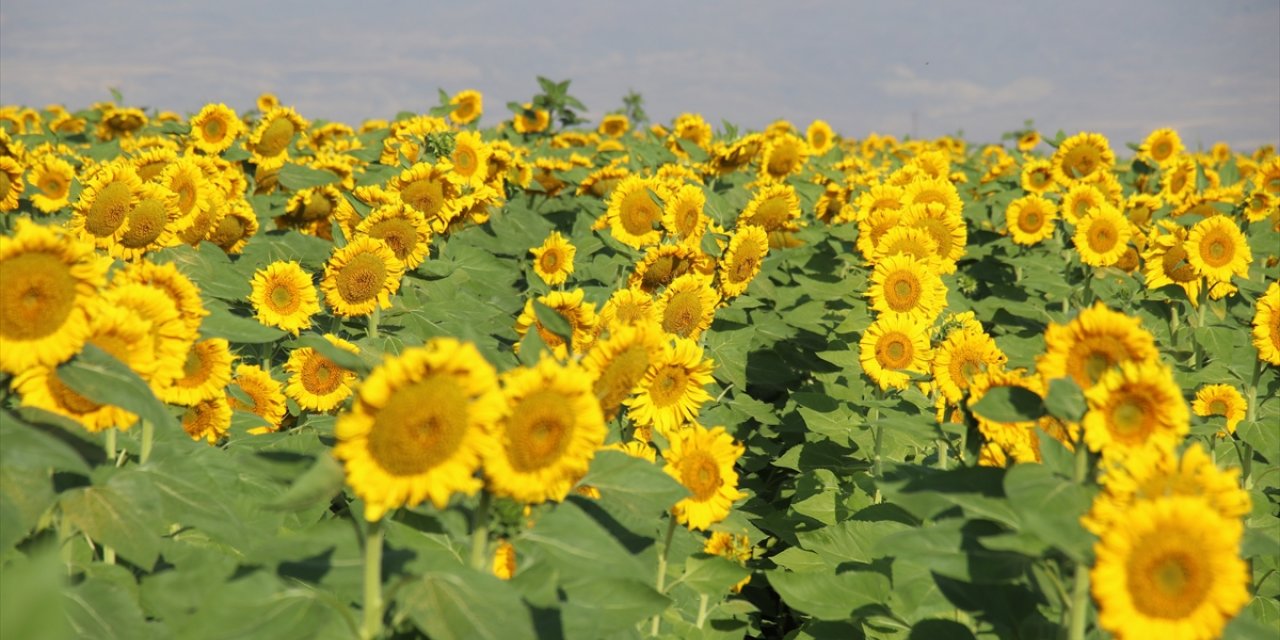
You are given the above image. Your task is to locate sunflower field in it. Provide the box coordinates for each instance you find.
[0,80,1278,640]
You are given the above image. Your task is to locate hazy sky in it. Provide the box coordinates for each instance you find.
[2,1,1277,149]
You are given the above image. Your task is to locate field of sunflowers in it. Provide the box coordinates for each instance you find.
[0,78,1277,639]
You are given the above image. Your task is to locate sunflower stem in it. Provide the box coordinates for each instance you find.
[695,594,710,629]
[1066,557,1090,640]
[469,491,492,571]
[367,307,380,340]
[103,545,115,565]
[140,420,154,465]
[360,518,385,640]
[650,516,678,636]
[871,393,884,503]
[104,428,116,461]
[935,438,948,470]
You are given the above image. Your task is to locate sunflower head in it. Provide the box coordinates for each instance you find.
[605,176,664,249]
[284,334,360,413]
[1082,360,1188,459]
[320,238,406,318]
[189,103,245,155]
[719,225,770,299]
[530,231,576,286]
[449,90,483,125]
[1005,194,1058,246]
[663,424,747,530]
[1186,215,1250,283]
[858,314,933,391]
[250,261,321,334]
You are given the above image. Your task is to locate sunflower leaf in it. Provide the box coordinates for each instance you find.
[398,568,536,640]
[531,300,573,352]
[277,162,339,191]
[267,454,345,512]
[1043,377,1087,423]
[57,344,178,435]
[970,386,1045,423]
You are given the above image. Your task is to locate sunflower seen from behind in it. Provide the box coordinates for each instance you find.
[249,261,322,334]
[530,231,575,286]
[485,356,606,505]
[284,334,360,413]
[334,339,503,522]
[662,424,746,531]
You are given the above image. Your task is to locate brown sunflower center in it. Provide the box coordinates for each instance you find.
[173,177,197,215]
[678,450,722,500]
[1087,219,1118,254]
[368,219,417,262]
[1200,229,1233,267]
[506,390,575,472]
[539,249,561,273]
[747,196,791,231]
[50,371,103,414]
[1018,208,1045,234]
[302,352,344,395]
[1207,399,1228,415]
[648,364,690,407]
[1128,543,1211,618]
[1162,245,1198,283]
[730,250,760,284]
[594,343,650,414]
[40,174,68,198]
[1152,141,1171,160]
[257,117,296,158]
[884,271,921,313]
[400,177,445,218]
[1029,169,1051,189]
[336,253,388,304]
[766,147,799,177]
[453,146,477,174]
[180,345,210,382]
[120,199,168,248]
[0,252,79,341]
[209,215,247,251]
[367,375,469,476]
[202,118,226,142]
[86,181,133,237]
[1063,147,1101,180]
[662,290,703,338]
[300,192,334,221]
[1109,395,1153,442]
[268,280,299,313]
[877,332,913,369]
[620,188,661,236]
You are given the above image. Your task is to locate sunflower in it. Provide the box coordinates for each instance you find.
[873,226,938,264]
[248,106,309,161]
[1142,222,1203,302]
[759,134,808,182]
[902,176,964,220]
[485,357,606,504]
[663,425,746,531]
[856,207,904,261]
[1005,194,1058,246]
[111,182,180,261]
[182,396,233,444]
[27,155,76,213]
[653,274,717,340]
[661,183,708,247]
[739,183,802,240]
[447,131,491,188]
[852,182,904,224]
[576,165,630,199]
[69,160,143,249]
[249,261,322,334]
[1139,128,1184,166]
[160,338,234,406]
[514,289,598,358]
[582,322,665,419]
[806,120,835,155]
[103,281,191,389]
[1082,360,1187,459]
[113,260,207,336]
[512,103,550,135]
[1038,303,1159,390]
[333,339,503,522]
[719,225,770,299]
[356,203,433,271]
[1256,156,1280,196]
[629,244,711,294]
[256,92,280,112]
[604,175,664,248]
[449,89,483,125]
[320,237,405,318]
[867,254,947,324]
[1251,281,1280,365]
[159,156,210,228]
[1191,384,1247,436]
[1019,158,1057,195]
[96,106,147,141]
[1052,132,1115,185]
[902,201,966,274]
[1160,156,1198,206]
[284,334,360,413]
[858,314,933,392]
[0,221,107,375]
[1017,130,1041,152]
[1185,215,1250,284]
[530,231,576,286]
[813,181,851,223]
[1073,203,1132,267]
[598,114,629,138]
[1,162,26,211]
[598,287,658,332]
[228,364,287,433]
[1090,496,1248,640]
[188,103,244,155]
[1125,193,1163,230]
[626,338,715,440]
[932,326,1007,404]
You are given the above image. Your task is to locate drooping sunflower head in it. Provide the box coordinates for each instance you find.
[858,313,933,392]
[189,103,245,155]
[512,103,550,135]
[662,424,746,531]
[449,89,483,125]
[583,321,665,419]
[719,224,770,299]
[320,237,405,318]
[629,244,710,295]
[96,106,148,141]
[356,203,433,271]
[250,260,322,333]
[0,220,108,374]
[1082,359,1188,459]
[1005,194,1058,246]
[739,183,801,238]
[486,356,606,504]
[1052,131,1115,185]
[1186,215,1251,283]
[1073,203,1133,268]
[530,231,576,286]
[249,106,309,161]
[1038,303,1159,390]
[284,334,360,413]
[333,339,502,521]
[655,273,720,340]
[605,175,664,249]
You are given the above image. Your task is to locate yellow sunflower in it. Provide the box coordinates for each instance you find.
[1019,158,1057,195]
[248,106,309,162]
[1185,215,1250,284]
[207,197,258,254]
[103,281,191,389]
[969,367,1046,464]
[1017,130,1041,152]
[626,338,715,440]
[284,334,360,413]
[1061,182,1109,226]
[1142,222,1203,302]
[69,160,143,249]
[1038,303,1159,390]
[1125,193,1163,230]
[320,237,405,318]
[111,181,181,262]
[356,203,433,271]
[181,396,233,445]
[902,201,966,274]
[512,103,550,135]
[663,424,746,531]
[856,207,904,262]
[113,260,208,335]
[448,130,491,188]
[257,93,280,112]
[1251,281,1280,365]
[704,531,753,592]
[873,226,939,264]
[661,183,708,247]
[229,364,287,433]
[333,339,503,522]
[858,314,933,391]
[932,326,1007,404]
[485,357,606,504]
[249,261,322,334]
[1005,194,1058,246]
[1052,132,1115,185]
[189,103,245,155]
[530,231,576,286]
[1191,384,1247,436]
[655,274,719,340]
[851,182,904,224]
[604,175,664,249]
[0,220,107,375]
[514,289,599,358]
[719,224,770,299]
[597,114,629,138]
[159,156,211,229]
[1073,203,1132,268]
[759,134,808,182]
[1138,128,1184,166]
[806,120,835,155]
[629,244,711,294]
[867,254,948,324]
[1082,360,1188,459]
[576,165,630,199]
[582,321,665,419]
[1090,496,1248,640]
[738,183,802,239]
[27,155,76,214]
[449,89,483,125]
[492,539,516,580]
[160,338,234,406]
[598,287,658,332]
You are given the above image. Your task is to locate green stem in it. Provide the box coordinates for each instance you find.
[650,517,678,636]
[936,438,948,470]
[1191,291,1208,368]
[105,429,116,461]
[360,518,385,640]
[367,307,381,340]
[140,420,154,465]
[871,397,884,503]
[695,594,710,629]
[103,545,115,565]
[469,491,492,571]
[1066,558,1090,640]
[1073,438,1090,484]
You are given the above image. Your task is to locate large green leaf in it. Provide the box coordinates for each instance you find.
[519,499,647,584]
[561,577,670,639]
[767,568,890,620]
[277,162,339,190]
[398,568,536,640]
[970,385,1045,423]
[64,574,151,639]
[1003,463,1095,561]
[60,468,167,568]
[580,450,688,522]
[57,344,178,435]
[669,554,751,596]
